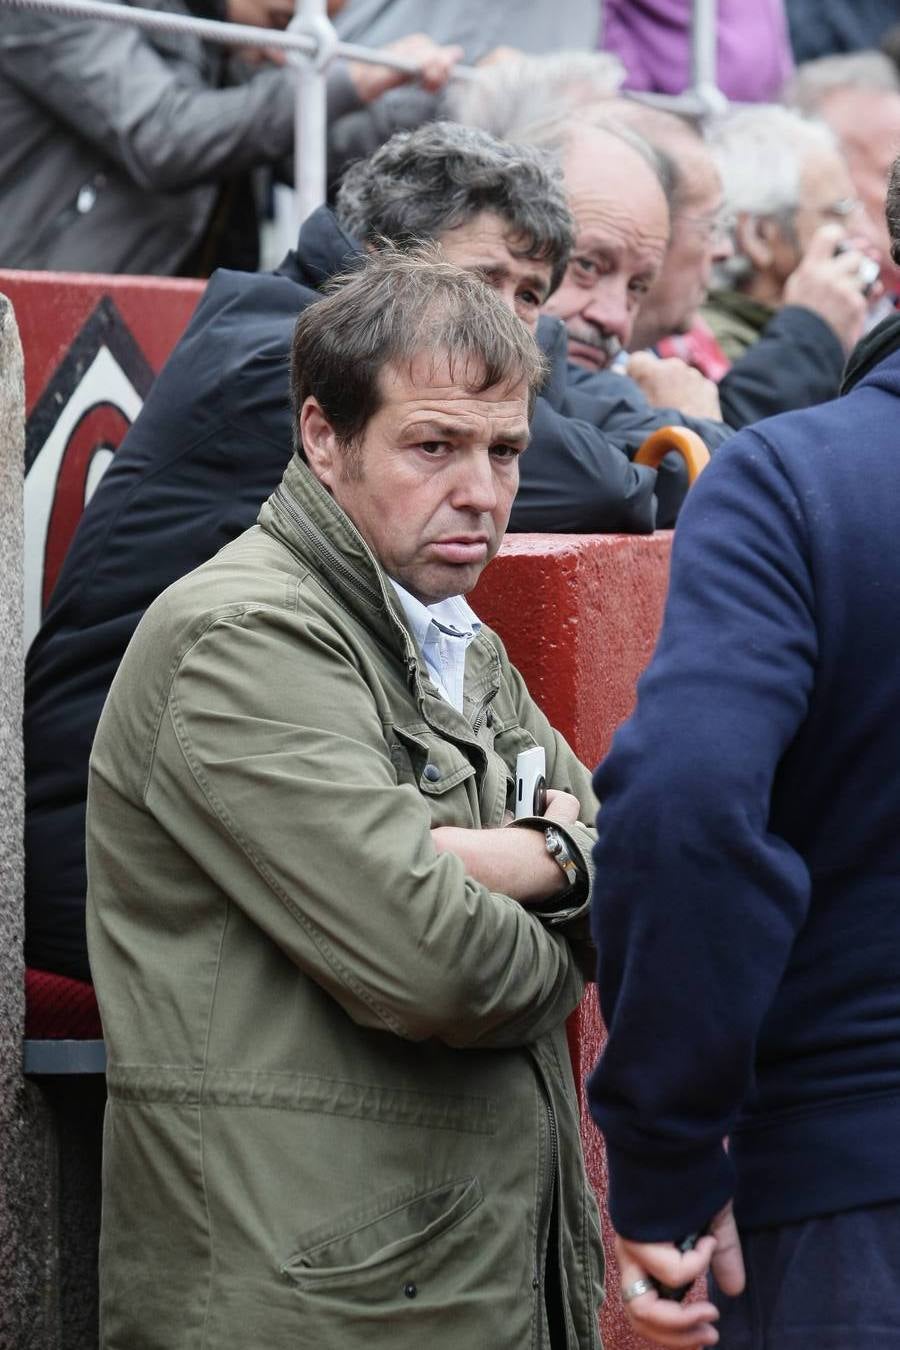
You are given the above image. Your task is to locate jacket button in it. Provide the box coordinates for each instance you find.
[403,1281,418,1299]
[532,1277,540,1290]
[423,763,441,782]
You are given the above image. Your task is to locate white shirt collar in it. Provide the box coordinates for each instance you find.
[389,581,481,712]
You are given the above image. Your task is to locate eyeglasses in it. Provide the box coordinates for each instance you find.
[677,206,737,241]
[820,196,864,221]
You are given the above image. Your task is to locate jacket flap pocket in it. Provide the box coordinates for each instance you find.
[392,725,477,796]
[284,1176,483,1282]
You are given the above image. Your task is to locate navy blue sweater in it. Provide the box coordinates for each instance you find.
[588,323,900,1239]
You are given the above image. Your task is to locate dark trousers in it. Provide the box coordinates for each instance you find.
[712,1201,900,1348]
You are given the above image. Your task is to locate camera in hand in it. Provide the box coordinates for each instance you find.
[834,240,880,297]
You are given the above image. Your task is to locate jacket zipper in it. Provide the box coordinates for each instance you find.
[273,484,383,611]
[470,687,498,734]
[534,1058,562,1349]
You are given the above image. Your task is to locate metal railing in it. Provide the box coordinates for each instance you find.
[0,0,722,224]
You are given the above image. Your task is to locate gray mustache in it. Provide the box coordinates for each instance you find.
[565,322,622,361]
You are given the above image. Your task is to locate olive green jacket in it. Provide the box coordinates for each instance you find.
[87,454,605,1349]
[702,288,776,363]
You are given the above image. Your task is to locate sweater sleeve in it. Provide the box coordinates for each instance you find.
[588,428,818,1240]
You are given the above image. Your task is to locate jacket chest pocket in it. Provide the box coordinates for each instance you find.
[389,725,480,827]
[487,719,544,819]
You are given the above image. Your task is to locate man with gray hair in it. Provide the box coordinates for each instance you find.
[784,52,900,297]
[703,104,876,370]
[613,100,871,422]
[87,245,605,1348]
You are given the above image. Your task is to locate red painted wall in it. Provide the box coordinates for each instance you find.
[0,269,202,647]
[473,533,673,1350]
[0,269,202,414]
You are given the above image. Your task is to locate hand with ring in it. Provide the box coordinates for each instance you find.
[613,1202,745,1347]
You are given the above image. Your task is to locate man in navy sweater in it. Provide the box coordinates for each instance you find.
[588,156,900,1347]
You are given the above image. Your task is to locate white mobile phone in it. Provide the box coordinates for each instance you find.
[515,747,547,819]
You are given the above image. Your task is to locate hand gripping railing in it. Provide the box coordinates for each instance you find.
[0,0,724,224]
[0,0,477,225]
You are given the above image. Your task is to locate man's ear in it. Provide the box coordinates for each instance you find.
[300,397,340,489]
[738,213,776,271]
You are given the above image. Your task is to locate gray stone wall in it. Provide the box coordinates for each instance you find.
[0,292,58,1350]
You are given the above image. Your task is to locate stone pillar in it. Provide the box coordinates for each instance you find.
[0,292,59,1350]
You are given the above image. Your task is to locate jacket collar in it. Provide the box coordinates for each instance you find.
[258,453,416,658]
[708,288,775,334]
[274,205,363,290]
[257,455,503,731]
[535,314,569,408]
[841,311,900,394]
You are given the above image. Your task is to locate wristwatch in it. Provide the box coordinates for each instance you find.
[544,826,581,887]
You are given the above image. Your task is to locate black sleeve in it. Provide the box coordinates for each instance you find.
[718,306,846,428]
[558,372,734,530]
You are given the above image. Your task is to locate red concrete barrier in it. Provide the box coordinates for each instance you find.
[6,270,674,1349]
[473,533,672,1350]
[0,269,202,647]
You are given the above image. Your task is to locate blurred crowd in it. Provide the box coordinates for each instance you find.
[4,0,900,417]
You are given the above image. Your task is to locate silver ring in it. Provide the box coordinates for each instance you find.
[621,1277,655,1304]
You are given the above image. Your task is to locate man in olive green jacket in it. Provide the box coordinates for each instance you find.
[87,248,605,1348]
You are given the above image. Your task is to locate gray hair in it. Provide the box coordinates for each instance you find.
[708,105,838,218]
[706,105,839,285]
[521,115,678,213]
[590,100,708,214]
[446,49,626,143]
[290,243,547,461]
[783,51,900,113]
[335,121,574,292]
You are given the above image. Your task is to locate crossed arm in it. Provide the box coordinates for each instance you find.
[431,787,583,904]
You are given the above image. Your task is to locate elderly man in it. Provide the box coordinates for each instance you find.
[587,153,900,1350]
[529,117,731,514]
[704,105,875,368]
[457,63,859,438]
[620,106,733,355]
[87,247,604,1348]
[26,119,724,987]
[539,121,674,374]
[785,50,900,296]
[603,99,876,421]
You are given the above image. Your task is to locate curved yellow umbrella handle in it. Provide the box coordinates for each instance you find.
[633,426,710,484]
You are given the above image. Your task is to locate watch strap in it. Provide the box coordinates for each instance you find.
[544,825,581,887]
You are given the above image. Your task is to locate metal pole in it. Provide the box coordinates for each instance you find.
[290,0,330,228]
[0,0,477,78]
[690,0,727,118]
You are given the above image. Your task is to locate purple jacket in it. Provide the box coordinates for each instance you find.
[602,0,793,103]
